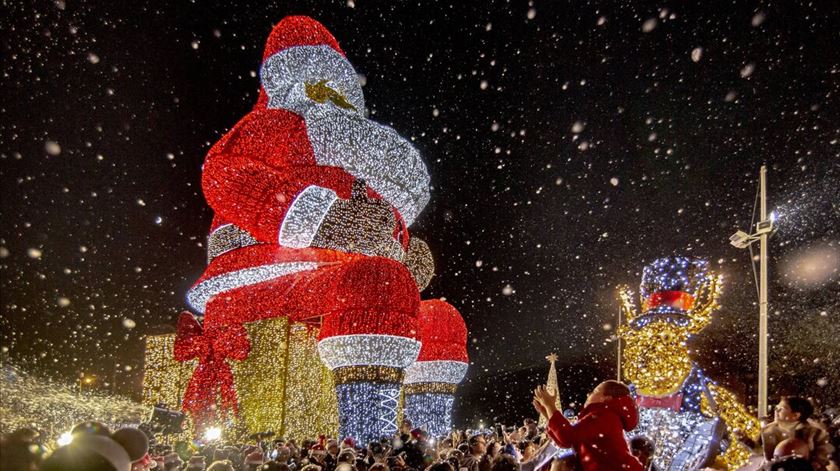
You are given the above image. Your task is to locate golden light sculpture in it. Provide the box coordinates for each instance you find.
[619,256,759,470]
[142,333,196,443]
[232,317,290,435]
[282,323,338,440]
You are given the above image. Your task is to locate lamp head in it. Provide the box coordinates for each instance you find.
[730,230,751,248]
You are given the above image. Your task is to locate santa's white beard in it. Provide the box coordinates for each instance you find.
[265,75,430,225]
[302,103,430,226]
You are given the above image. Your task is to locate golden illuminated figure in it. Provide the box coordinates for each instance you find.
[619,256,759,470]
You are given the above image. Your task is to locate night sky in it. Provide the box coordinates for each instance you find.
[2,1,839,427]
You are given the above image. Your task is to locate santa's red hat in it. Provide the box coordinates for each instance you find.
[256,16,363,112]
[262,16,345,61]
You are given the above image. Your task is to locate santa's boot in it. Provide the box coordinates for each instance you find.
[403,300,468,437]
[317,258,421,444]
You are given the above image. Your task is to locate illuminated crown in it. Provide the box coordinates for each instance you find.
[620,256,721,332]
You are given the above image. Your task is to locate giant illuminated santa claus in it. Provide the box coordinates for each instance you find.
[174,16,465,443]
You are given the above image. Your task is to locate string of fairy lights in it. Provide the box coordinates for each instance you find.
[1,364,148,443]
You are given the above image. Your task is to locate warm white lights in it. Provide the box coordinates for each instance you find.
[203,426,222,441]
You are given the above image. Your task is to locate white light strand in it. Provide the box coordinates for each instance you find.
[403,360,467,384]
[187,262,320,313]
[278,185,338,248]
[262,45,365,113]
[317,335,421,369]
[376,386,400,436]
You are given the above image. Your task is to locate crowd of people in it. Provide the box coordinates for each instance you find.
[2,382,839,471]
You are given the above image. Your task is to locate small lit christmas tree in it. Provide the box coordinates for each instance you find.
[538,353,562,427]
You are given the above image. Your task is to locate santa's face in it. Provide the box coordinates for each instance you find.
[260,41,430,227]
[261,45,365,114]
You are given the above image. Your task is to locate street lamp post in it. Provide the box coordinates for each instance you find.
[758,166,770,419]
[729,165,773,418]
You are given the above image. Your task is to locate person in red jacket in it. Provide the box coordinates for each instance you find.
[533,381,643,471]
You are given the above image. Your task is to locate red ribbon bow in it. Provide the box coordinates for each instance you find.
[174,312,250,426]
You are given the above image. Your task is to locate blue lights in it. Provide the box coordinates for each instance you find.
[640,256,709,301]
[403,393,455,438]
[335,382,401,444]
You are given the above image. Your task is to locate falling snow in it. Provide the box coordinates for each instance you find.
[0,1,838,427]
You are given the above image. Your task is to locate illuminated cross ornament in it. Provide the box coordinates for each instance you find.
[173,15,466,443]
[619,256,759,470]
[376,387,401,435]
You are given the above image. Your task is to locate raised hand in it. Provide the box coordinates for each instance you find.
[532,397,547,419]
[534,385,558,416]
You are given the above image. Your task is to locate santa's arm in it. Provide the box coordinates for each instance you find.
[701,383,760,469]
[202,151,354,244]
